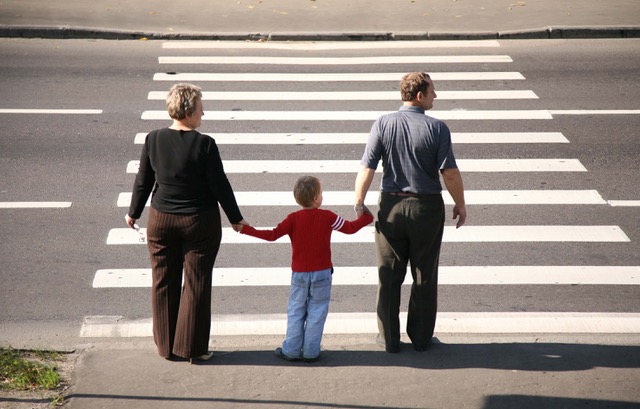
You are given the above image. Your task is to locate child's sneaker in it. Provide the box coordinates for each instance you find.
[274,347,300,362]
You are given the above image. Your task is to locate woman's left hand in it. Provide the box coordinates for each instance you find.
[232,219,250,232]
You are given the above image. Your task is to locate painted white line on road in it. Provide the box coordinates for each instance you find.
[135,131,567,145]
[440,225,630,243]
[550,110,640,115]
[450,132,568,143]
[0,109,102,114]
[106,225,629,245]
[117,190,605,208]
[92,266,640,288]
[0,202,72,208]
[215,159,586,173]
[159,55,514,65]
[126,159,586,174]
[126,161,139,173]
[148,90,538,101]
[608,200,640,207]
[117,193,144,207]
[80,312,640,337]
[454,159,586,172]
[141,109,553,121]
[232,190,606,205]
[153,72,526,82]
[162,40,502,49]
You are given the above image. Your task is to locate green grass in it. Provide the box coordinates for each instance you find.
[0,347,62,390]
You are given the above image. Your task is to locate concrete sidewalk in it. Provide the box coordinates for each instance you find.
[63,335,640,409]
[0,0,639,40]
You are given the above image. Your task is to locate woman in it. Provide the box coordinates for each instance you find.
[126,83,247,363]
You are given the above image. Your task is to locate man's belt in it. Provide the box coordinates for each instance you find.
[386,192,439,198]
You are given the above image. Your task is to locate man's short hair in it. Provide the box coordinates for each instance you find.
[400,72,431,101]
[293,176,321,208]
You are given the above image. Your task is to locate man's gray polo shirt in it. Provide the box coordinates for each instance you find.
[360,105,458,195]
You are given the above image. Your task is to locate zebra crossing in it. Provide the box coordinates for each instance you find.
[83,40,639,338]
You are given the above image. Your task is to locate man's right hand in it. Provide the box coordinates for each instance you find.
[453,205,466,229]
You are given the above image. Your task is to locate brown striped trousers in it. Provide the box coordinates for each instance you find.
[146,207,221,359]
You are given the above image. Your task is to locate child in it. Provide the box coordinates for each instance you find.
[237,175,373,362]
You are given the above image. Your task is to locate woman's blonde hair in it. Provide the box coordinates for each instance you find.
[166,83,202,119]
[293,176,321,208]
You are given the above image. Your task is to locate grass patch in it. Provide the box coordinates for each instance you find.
[0,347,62,390]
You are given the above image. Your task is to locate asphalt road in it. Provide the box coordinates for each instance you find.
[0,38,639,345]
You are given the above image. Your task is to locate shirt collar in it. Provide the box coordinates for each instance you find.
[399,105,425,114]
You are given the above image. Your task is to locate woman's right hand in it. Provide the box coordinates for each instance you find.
[125,214,137,229]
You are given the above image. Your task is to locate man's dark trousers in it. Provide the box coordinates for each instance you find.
[375,193,445,351]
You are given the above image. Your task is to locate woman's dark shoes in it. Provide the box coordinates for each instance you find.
[164,354,188,362]
[189,352,214,364]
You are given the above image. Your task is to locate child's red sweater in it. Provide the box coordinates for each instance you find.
[240,208,374,272]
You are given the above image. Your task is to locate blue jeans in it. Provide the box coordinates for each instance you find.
[281,268,333,359]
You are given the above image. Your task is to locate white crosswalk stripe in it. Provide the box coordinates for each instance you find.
[140,109,554,121]
[153,72,526,81]
[90,41,639,339]
[140,109,640,120]
[148,90,539,101]
[158,55,514,64]
[116,190,607,207]
[0,202,72,208]
[0,109,102,114]
[134,131,568,144]
[106,226,630,245]
[609,200,640,207]
[93,266,640,288]
[81,313,640,337]
[126,159,587,174]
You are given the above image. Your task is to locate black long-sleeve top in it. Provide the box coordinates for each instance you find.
[128,128,243,223]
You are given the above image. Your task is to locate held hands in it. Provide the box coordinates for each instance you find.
[127,214,252,233]
[354,204,372,218]
[232,219,250,232]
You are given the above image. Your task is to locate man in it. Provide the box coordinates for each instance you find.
[355,72,466,353]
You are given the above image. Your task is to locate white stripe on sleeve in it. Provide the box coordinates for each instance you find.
[332,215,346,230]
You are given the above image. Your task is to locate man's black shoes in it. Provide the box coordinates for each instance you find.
[376,334,400,353]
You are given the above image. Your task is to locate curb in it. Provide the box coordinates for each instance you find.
[1,25,640,40]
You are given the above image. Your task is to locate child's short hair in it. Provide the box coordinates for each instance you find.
[293,176,321,208]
